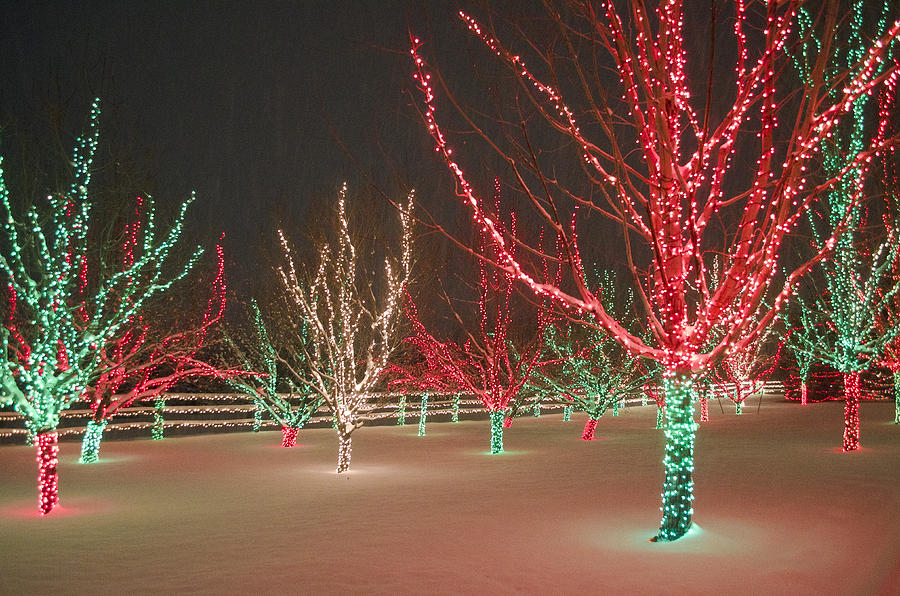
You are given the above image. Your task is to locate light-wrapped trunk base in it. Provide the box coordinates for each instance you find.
[397,395,406,426]
[79,419,108,464]
[842,372,861,452]
[36,432,60,516]
[281,425,298,448]
[581,417,599,441]
[490,411,505,454]
[653,376,697,542]
[336,432,352,473]
[800,382,808,406]
[563,405,573,421]
[699,397,709,422]
[451,394,460,423]
[152,399,165,440]
[417,394,428,437]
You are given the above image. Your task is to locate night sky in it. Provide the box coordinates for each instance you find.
[0,0,481,290]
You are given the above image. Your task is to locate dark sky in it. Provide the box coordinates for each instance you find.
[0,0,473,286]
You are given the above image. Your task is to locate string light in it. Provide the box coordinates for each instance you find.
[397,395,407,426]
[36,432,59,516]
[78,419,107,464]
[152,399,165,440]
[417,393,428,437]
[653,375,697,542]
[563,405,573,421]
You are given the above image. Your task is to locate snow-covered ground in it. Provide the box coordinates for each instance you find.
[1,396,898,595]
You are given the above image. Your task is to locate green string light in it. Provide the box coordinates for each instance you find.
[653,374,698,542]
[151,399,165,440]
[397,395,406,425]
[489,410,505,454]
[451,393,460,423]
[78,419,107,464]
[417,393,428,436]
[563,405,572,421]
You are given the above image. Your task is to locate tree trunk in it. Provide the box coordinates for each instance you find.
[613,399,620,417]
[336,431,352,473]
[563,405,573,421]
[36,431,60,515]
[532,400,541,417]
[417,393,428,436]
[842,371,861,451]
[734,400,743,415]
[253,403,265,432]
[152,399,165,440]
[893,371,899,424]
[655,404,665,429]
[652,375,698,542]
[490,410,505,454]
[451,393,460,423]
[397,395,406,426]
[281,425,298,448]
[699,397,709,422]
[581,416,599,440]
[79,419,108,464]
[800,381,808,406]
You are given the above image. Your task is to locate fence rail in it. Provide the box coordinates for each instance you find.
[0,382,785,445]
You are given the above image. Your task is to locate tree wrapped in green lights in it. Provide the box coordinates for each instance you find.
[787,0,900,451]
[0,100,204,514]
[277,183,413,473]
[783,295,824,405]
[410,2,900,540]
[222,299,324,447]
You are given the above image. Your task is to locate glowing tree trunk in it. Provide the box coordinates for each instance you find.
[417,393,429,437]
[581,416,600,441]
[842,372,862,451]
[894,371,900,424]
[700,396,710,423]
[278,184,413,473]
[656,404,666,428]
[451,394,460,423]
[489,410,505,454]
[36,432,60,516]
[654,375,698,542]
[151,399,165,440]
[1,100,209,514]
[409,2,899,540]
[281,426,299,448]
[397,395,407,426]
[563,405,573,421]
[78,419,108,464]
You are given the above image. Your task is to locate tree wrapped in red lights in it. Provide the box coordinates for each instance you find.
[714,326,782,415]
[400,201,550,454]
[410,2,900,540]
[221,299,325,448]
[277,183,413,473]
[78,226,246,463]
[1,100,206,514]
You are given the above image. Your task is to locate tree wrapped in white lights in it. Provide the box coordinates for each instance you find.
[277,183,413,473]
[0,100,203,514]
[410,2,900,540]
